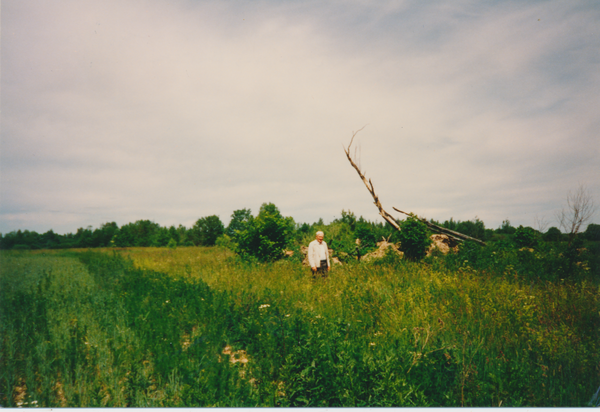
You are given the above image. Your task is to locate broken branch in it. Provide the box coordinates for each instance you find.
[345,128,487,246]
[344,128,401,231]
[393,207,486,246]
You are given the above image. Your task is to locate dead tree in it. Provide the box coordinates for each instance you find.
[557,184,597,246]
[392,207,486,246]
[343,127,401,232]
[344,128,486,246]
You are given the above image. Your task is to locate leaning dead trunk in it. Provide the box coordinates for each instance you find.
[393,207,486,246]
[344,128,486,246]
[343,127,401,231]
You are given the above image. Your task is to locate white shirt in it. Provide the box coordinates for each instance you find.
[308,239,330,268]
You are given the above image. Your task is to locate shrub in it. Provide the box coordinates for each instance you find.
[227,208,253,238]
[215,233,235,249]
[543,227,562,242]
[354,224,378,251]
[584,223,600,241]
[496,219,517,235]
[456,217,486,240]
[397,216,431,261]
[235,203,295,262]
[513,225,538,249]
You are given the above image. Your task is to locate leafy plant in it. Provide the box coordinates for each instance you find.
[584,223,600,241]
[226,209,253,238]
[397,216,431,261]
[235,203,295,262]
[191,215,225,246]
[543,226,562,242]
[513,225,538,249]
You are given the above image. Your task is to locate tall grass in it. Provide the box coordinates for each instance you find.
[1,247,599,406]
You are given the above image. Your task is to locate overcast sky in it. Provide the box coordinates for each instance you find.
[1,0,599,235]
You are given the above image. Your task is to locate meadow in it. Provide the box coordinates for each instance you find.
[1,246,599,407]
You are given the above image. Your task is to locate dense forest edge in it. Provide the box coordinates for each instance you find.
[2,204,599,281]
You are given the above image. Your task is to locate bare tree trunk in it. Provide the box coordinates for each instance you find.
[393,208,486,246]
[344,127,401,232]
[344,128,486,246]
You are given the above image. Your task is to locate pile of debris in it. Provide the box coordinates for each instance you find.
[427,234,460,256]
[361,240,403,262]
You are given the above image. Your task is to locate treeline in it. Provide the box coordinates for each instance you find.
[431,217,600,243]
[0,219,213,250]
[1,204,599,251]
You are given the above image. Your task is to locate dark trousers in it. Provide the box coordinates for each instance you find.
[314,259,328,277]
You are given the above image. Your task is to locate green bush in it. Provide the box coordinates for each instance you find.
[543,227,562,242]
[397,216,431,261]
[456,217,486,241]
[584,223,600,241]
[215,233,235,249]
[513,225,538,249]
[235,203,295,262]
[354,224,378,251]
[226,208,253,238]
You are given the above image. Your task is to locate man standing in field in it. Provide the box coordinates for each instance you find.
[308,231,330,277]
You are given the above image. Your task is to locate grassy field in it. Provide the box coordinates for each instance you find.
[1,246,599,407]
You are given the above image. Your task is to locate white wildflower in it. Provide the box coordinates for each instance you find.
[259,304,270,309]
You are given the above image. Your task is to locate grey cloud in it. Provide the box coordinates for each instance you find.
[1,0,599,234]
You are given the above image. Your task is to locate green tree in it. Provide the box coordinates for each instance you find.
[456,217,486,240]
[354,223,377,251]
[235,202,294,262]
[543,226,562,242]
[442,217,458,231]
[114,220,160,247]
[114,224,135,247]
[227,208,253,238]
[191,215,225,246]
[513,225,538,248]
[497,219,516,235]
[151,226,172,247]
[92,222,119,247]
[584,223,600,241]
[74,226,93,248]
[397,216,431,261]
[175,224,192,246]
[40,229,62,249]
[338,209,357,231]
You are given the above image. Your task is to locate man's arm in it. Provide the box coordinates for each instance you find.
[307,241,317,270]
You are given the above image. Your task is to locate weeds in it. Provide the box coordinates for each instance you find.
[1,248,599,406]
